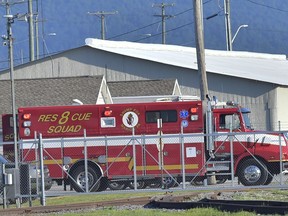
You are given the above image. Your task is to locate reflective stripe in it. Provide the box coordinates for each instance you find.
[20,133,205,149]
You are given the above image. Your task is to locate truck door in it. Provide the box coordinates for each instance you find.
[214,113,244,156]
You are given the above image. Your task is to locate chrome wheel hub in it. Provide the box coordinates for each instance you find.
[244,165,261,183]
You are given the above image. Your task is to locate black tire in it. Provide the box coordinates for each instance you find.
[108,181,128,190]
[237,158,268,186]
[155,177,177,189]
[216,178,227,184]
[70,165,100,192]
[97,177,109,192]
[264,174,273,185]
[128,181,147,189]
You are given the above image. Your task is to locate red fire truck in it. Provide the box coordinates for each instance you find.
[2,99,288,192]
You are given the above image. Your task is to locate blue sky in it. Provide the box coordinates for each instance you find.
[0,0,287,70]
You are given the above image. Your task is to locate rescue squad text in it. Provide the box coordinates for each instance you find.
[38,111,92,134]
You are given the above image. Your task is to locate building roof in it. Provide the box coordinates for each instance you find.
[0,76,104,115]
[108,79,179,97]
[86,38,288,86]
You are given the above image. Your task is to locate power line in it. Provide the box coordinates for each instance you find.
[134,21,193,42]
[88,11,118,40]
[108,20,161,40]
[109,0,213,41]
[246,0,288,13]
[109,5,193,40]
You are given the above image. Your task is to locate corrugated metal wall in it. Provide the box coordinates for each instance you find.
[0,46,280,130]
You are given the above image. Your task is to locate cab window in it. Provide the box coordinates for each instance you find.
[219,114,240,130]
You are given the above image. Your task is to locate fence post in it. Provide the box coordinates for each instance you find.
[278,121,283,185]
[38,133,46,206]
[132,127,137,190]
[180,125,186,189]
[3,163,7,209]
[34,131,39,196]
[229,116,235,187]
[84,129,88,193]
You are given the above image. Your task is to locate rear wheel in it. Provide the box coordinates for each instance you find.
[70,165,100,192]
[153,177,177,188]
[237,158,268,186]
[128,181,147,189]
[163,177,177,188]
[108,181,128,190]
[97,177,109,191]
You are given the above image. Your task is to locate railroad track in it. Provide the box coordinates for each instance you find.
[0,192,197,215]
[1,189,288,215]
[0,196,152,215]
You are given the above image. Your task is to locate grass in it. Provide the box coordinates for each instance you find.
[49,208,257,216]
[18,189,288,216]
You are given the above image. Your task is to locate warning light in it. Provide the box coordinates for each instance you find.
[190,107,197,113]
[23,113,31,120]
[103,107,112,117]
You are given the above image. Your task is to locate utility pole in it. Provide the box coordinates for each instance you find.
[2,1,24,206]
[153,3,174,44]
[2,1,25,169]
[193,0,208,100]
[87,11,118,40]
[224,0,232,51]
[35,0,46,59]
[35,0,39,59]
[193,0,215,185]
[28,0,34,61]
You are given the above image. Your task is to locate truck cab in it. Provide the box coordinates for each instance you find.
[212,101,252,133]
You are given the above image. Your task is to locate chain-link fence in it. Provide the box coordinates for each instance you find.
[1,129,288,206]
[0,139,52,207]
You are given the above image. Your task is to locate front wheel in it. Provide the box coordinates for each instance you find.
[237,158,268,186]
[70,165,100,192]
[264,174,273,185]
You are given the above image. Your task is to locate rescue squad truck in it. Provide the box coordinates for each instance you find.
[2,98,288,192]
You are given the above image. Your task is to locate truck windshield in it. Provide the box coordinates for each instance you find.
[240,108,252,129]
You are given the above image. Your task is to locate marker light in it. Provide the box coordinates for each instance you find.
[23,113,31,120]
[103,107,112,117]
[190,107,197,113]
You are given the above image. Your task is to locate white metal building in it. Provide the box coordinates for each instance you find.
[0,38,288,130]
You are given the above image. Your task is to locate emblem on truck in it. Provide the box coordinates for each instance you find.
[122,111,139,128]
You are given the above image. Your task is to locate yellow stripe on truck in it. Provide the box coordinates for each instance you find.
[130,164,199,171]
[42,157,131,165]
[42,157,198,171]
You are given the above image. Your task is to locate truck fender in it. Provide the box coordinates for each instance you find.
[68,159,104,177]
